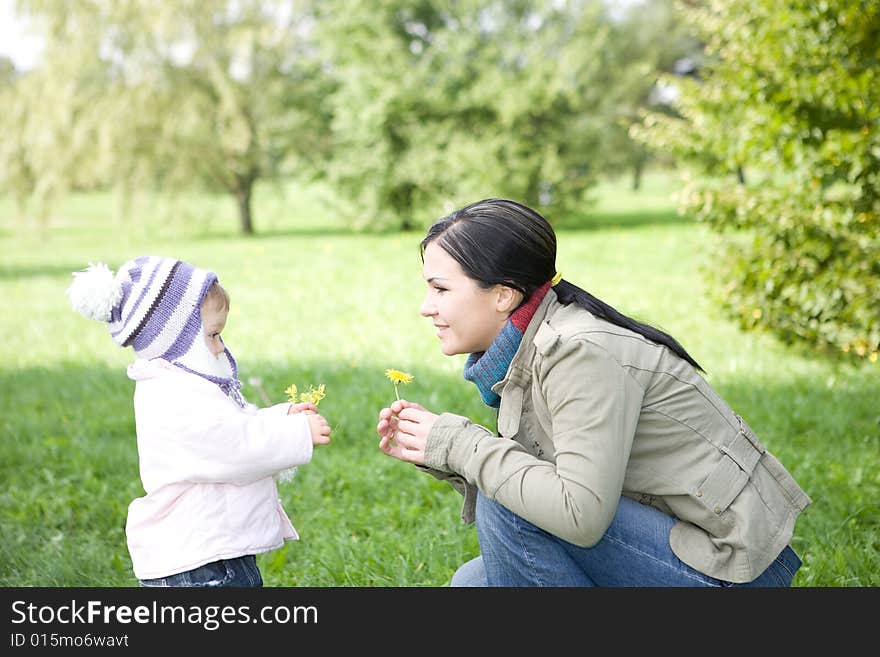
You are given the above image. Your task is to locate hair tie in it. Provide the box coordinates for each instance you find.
[551,272,563,286]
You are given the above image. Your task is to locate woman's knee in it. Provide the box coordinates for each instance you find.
[450,556,488,587]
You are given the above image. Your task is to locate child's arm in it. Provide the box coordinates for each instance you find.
[257,400,331,446]
[134,374,323,490]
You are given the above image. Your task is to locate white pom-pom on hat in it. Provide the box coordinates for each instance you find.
[67,262,123,322]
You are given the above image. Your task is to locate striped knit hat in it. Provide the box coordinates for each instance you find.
[67,257,242,403]
[68,256,215,360]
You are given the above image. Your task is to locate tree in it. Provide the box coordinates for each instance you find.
[635,0,879,360]
[0,19,111,224]
[315,0,613,230]
[9,0,331,234]
[597,0,702,190]
[0,55,36,217]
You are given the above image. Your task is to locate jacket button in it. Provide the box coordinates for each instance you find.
[696,489,703,497]
[714,507,721,514]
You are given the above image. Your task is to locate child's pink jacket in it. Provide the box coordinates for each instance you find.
[124,358,313,580]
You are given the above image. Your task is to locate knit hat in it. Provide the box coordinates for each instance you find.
[67,256,243,402]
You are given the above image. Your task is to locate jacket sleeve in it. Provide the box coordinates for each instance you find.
[424,338,643,547]
[133,374,314,490]
[414,465,479,524]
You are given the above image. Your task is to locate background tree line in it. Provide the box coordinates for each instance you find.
[1,0,877,360]
[0,0,695,231]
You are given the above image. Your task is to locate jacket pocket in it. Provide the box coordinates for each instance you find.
[695,415,766,517]
[696,457,749,517]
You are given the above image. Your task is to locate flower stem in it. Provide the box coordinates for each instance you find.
[394,383,400,400]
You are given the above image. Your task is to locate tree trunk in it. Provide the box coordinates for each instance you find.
[235,181,255,235]
[631,150,650,191]
[391,182,416,231]
[632,158,644,191]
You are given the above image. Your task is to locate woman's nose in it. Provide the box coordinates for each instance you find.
[419,297,435,317]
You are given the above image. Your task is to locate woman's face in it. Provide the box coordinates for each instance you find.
[420,242,515,356]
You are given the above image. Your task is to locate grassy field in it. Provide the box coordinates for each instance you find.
[1,172,877,586]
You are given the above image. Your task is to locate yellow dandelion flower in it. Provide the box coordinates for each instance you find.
[385,368,414,400]
[301,384,326,406]
[385,369,414,385]
[286,383,326,406]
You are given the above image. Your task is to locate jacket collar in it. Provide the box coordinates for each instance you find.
[491,288,561,396]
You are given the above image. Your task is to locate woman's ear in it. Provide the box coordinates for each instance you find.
[495,285,523,314]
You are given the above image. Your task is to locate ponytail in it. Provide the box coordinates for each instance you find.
[553,279,705,372]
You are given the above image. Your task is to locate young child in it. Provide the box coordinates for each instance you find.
[67,255,331,587]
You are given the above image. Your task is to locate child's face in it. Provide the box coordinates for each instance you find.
[200,300,229,357]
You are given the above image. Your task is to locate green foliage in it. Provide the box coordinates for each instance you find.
[0,25,110,220]
[2,1,695,233]
[1,173,877,586]
[636,0,880,360]
[3,0,332,234]
[314,0,668,229]
[597,0,701,188]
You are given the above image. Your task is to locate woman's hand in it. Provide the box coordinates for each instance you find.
[376,399,437,465]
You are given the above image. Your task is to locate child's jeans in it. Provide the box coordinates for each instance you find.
[139,555,263,587]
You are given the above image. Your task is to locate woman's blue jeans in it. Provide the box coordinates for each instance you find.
[451,491,802,587]
[139,555,263,588]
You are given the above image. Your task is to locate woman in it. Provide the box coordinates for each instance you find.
[376,198,811,587]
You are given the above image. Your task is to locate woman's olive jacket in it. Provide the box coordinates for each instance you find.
[422,290,811,583]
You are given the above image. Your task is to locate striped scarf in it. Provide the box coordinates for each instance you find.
[463,282,551,408]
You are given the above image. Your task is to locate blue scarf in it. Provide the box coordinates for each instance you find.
[463,282,551,407]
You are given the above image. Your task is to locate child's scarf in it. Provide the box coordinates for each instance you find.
[171,326,247,408]
[463,282,551,407]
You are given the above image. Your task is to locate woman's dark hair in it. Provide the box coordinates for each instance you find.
[420,197,704,372]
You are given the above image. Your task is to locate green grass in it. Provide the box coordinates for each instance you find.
[1,172,877,586]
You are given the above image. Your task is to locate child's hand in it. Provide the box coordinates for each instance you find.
[306,412,331,446]
[288,401,318,415]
